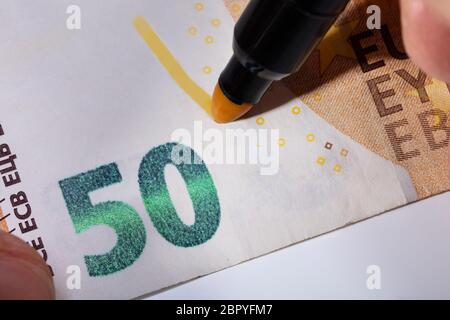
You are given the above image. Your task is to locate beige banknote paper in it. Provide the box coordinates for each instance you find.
[0,0,448,299]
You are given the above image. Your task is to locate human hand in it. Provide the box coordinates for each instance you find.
[0,231,55,300]
[400,0,450,83]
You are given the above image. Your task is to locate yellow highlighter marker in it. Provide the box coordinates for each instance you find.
[212,0,351,123]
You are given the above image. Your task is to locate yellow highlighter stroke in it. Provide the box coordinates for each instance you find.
[133,16,213,115]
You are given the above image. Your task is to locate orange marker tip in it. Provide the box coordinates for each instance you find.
[211,84,253,123]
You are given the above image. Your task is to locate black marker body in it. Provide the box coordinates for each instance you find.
[219,0,350,105]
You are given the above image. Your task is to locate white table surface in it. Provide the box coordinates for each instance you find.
[148,191,450,300]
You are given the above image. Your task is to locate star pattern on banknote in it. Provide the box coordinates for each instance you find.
[317,20,359,74]
[407,79,450,125]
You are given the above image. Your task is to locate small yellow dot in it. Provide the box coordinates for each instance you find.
[256,117,265,125]
[279,138,286,148]
[433,115,442,127]
[211,19,221,27]
[204,36,214,44]
[231,3,241,12]
[195,2,204,11]
[292,105,301,115]
[306,134,315,142]
[203,66,212,74]
[333,164,342,173]
[188,26,198,36]
[316,156,326,166]
[313,92,322,102]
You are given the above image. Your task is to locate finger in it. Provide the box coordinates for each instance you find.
[427,0,450,24]
[0,231,55,300]
[400,0,450,83]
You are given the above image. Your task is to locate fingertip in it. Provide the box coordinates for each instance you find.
[0,231,55,300]
[400,0,450,82]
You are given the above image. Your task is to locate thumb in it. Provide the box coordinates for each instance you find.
[400,0,450,83]
[0,231,55,300]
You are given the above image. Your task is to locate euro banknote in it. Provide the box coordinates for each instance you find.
[0,0,448,299]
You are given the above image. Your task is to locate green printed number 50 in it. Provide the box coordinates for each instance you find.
[59,143,221,277]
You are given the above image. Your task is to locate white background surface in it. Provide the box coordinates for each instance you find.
[148,191,450,299]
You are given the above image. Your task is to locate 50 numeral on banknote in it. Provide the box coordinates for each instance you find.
[59,143,221,277]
